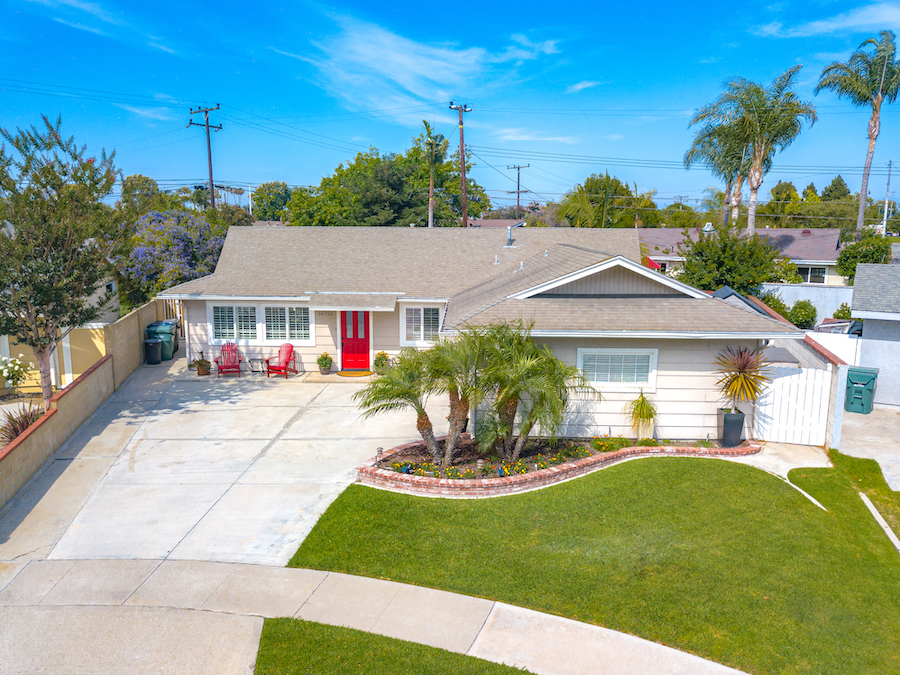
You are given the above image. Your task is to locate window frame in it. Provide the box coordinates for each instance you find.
[797,266,827,284]
[207,303,315,347]
[399,304,444,347]
[576,347,658,392]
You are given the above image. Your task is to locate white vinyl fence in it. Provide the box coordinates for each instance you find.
[754,366,830,446]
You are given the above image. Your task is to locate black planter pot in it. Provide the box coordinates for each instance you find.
[718,409,745,448]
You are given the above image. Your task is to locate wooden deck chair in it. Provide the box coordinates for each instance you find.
[215,342,243,378]
[265,343,298,379]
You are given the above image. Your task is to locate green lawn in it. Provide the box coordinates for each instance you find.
[255,618,525,674]
[290,456,900,675]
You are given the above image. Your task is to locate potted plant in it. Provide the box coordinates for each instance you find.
[317,352,333,375]
[624,389,657,441]
[714,346,771,447]
[373,351,390,373]
[191,358,211,376]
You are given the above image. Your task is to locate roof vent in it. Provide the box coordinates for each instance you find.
[494,254,499,265]
[544,249,548,256]
[519,261,524,270]
[802,229,812,235]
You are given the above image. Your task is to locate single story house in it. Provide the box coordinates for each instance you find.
[851,263,900,407]
[159,226,802,439]
[640,227,846,285]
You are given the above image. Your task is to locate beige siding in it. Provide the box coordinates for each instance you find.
[373,308,402,355]
[540,337,759,440]
[539,266,680,296]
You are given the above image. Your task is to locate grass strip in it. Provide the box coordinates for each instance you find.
[291,457,900,675]
[255,618,525,674]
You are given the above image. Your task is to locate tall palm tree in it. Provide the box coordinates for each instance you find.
[816,31,900,233]
[560,185,600,227]
[353,347,440,463]
[421,121,447,228]
[684,121,749,227]
[692,66,817,234]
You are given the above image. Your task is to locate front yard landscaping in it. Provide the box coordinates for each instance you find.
[255,618,525,674]
[290,454,900,675]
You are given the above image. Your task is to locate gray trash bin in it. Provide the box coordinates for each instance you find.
[144,338,162,365]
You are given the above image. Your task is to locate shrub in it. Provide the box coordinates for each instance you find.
[499,459,529,476]
[591,436,632,452]
[833,302,852,320]
[636,438,659,446]
[373,351,390,370]
[788,299,818,329]
[0,354,33,390]
[0,404,42,447]
[480,464,496,477]
[759,292,790,319]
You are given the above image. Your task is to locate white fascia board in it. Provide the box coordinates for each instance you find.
[792,260,839,266]
[158,294,312,302]
[527,330,805,340]
[649,255,685,262]
[397,297,449,303]
[510,255,709,300]
[310,305,396,312]
[852,310,900,321]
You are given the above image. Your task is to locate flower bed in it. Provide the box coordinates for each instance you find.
[357,436,763,499]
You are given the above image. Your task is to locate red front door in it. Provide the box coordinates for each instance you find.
[341,311,370,370]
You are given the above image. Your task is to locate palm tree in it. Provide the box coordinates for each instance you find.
[816,31,900,234]
[685,121,749,227]
[421,121,447,228]
[560,185,600,227]
[428,329,487,471]
[352,348,440,463]
[692,66,816,234]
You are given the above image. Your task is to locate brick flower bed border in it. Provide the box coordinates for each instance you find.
[357,436,763,499]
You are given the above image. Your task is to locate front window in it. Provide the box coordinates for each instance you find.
[213,306,235,340]
[211,304,312,345]
[577,348,658,391]
[264,306,311,342]
[403,306,441,345]
[235,306,257,340]
[797,266,826,284]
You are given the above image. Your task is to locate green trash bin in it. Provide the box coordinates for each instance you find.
[146,322,176,361]
[845,366,879,414]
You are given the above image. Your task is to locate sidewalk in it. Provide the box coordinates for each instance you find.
[0,558,747,675]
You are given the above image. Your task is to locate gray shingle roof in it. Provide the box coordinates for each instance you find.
[853,264,900,314]
[160,226,642,299]
[639,227,843,262]
[449,296,799,334]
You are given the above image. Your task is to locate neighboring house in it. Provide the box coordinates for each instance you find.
[640,227,846,285]
[159,226,803,440]
[469,218,527,228]
[851,264,900,407]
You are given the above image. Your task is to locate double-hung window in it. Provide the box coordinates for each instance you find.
[264,306,311,343]
[402,306,441,345]
[212,305,257,341]
[577,348,658,391]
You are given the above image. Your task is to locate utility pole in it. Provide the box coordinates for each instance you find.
[506,164,530,219]
[881,160,892,236]
[187,105,222,208]
[449,101,473,227]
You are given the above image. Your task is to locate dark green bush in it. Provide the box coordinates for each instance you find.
[788,299,818,329]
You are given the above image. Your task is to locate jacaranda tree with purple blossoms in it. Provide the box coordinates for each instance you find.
[126,210,225,295]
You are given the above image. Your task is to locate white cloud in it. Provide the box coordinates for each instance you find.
[52,17,108,35]
[602,133,624,141]
[114,104,177,121]
[29,0,123,25]
[496,128,577,144]
[565,80,602,94]
[289,17,560,125]
[752,1,900,37]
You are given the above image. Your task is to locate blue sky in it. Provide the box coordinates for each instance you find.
[2,0,899,213]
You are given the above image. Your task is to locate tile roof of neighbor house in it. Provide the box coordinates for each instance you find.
[852,264,900,315]
[160,226,642,299]
[639,227,843,262]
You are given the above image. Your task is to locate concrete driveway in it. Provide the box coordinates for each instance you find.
[0,358,446,565]
[841,406,900,490]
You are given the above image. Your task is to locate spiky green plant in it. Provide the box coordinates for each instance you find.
[623,389,658,439]
[0,403,42,447]
[714,346,772,411]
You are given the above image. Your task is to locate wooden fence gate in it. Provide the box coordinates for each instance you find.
[754,367,830,446]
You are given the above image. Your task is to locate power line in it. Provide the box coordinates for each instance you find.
[187,105,222,208]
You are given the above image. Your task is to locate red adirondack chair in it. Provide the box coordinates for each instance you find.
[265,343,298,379]
[215,342,243,378]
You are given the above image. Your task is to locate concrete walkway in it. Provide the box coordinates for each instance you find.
[0,558,746,675]
[840,407,900,490]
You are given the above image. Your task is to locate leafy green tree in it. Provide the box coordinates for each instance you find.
[836,230,892,283]
[787,300,818,329]
[0,116,118,409]
[560,173,633,227]
[252,181,292,221]
[692,66,817,234]
[757,181,804,228]
[661,202,700,229]
[817,31,900,232]
[677,224,786,295]
[206,203,252,229]
[353,348,440,462]
[833,302,853,320]
[802,183,819,201]
[822,175,851,201]
[759,292,790,318]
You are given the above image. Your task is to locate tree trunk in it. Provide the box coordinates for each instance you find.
[722,180,733,228]
[416,412,440,464]
[731,175,744,226]
[746,166,763,235]
[34,347,53,412]
[441,391,469,472]
[428,168,435,228]
[511,419,533,462]
[498,395,519,461]
[857,109,881,235]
